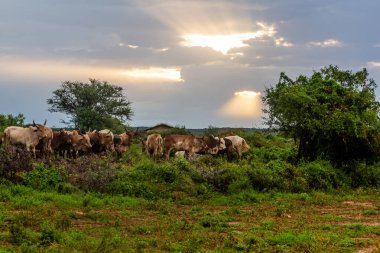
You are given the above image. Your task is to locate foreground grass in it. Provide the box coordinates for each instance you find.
[0,184,379,252]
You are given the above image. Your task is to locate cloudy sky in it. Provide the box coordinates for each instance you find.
[1,0,380,128]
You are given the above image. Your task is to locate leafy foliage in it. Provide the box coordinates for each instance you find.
[0,113,25,131]
[47,79,133,131]
[263,65,380,163]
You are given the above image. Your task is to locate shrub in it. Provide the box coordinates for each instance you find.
[0,148,33,182]
[40,222,61,246]
[23,163,67,191]
[299,160,345,190]
[349,162,380,188]
[107,160,200,199]
[63,156,117,192]
[248,160,307,192]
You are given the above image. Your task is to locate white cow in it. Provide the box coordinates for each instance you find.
[4,123,51,158]
[224,135,250,159]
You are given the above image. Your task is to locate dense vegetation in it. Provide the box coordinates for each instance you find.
[0,130,379,251]
[263,65,380,164]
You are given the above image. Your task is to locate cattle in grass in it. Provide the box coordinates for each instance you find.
[144,134,163,160]
[163,134,208,160]
[88,130,114,154]
[51,130,72,158]
[198,135,223,155]
[114,130,136,159]
[67,130,92,158]
[224,135,250,159]
[4,121,52,158]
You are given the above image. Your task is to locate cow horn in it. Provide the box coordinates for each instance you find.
[43,119,47,126]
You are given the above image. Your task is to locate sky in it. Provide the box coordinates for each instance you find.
[1,0,380,128]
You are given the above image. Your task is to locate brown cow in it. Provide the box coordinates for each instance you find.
[51,130,72,158]
[198,135,221,155]
[67,131,92,158]
[144,134,163,160]
[163,134,207,160]
[113,131,134,159]
[88,130,114,154]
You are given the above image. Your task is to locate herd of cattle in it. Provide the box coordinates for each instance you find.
[0,121,251,161]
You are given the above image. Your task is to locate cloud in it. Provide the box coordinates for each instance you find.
[122,67,183,82]
[275,37,293,47]
[181,23,276,55]
[368,61,380,68]
[0,56,183,84]
[308,39,342,47]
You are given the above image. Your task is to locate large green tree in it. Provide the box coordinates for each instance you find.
[47,79,133,132]
[263,65,380,163]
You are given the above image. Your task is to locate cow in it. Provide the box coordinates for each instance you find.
[163,134,208,160]
[51,130,72,158]
[217,137,234,160]
[4,121,52,158]
[88,130,114,154]
[144,134,163,160]
[66,130,92,158]
[224,135,250,159]
[114,130,136,159]
[36,124,54,158]
[198,135,222,155]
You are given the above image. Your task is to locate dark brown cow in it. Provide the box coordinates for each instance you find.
[144,134,163,160]
[163,134,207,160]
[198,135,221,155]
[51,130,72,158]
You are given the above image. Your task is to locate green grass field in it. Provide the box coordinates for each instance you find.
[0,184,379,252]
[0,131,379,252]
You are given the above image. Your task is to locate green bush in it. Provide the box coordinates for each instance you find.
[22,163,67,191]
[349,162,380,188]
[107,160,200,199]
[299,160,345,190]
[248,160,307,192]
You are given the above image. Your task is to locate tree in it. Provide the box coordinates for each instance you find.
[47,79,133,132]
[263,65,380,164]
[0,113,25,131]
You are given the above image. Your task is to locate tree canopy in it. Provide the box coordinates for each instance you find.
[0,113,25,131]
[263,65,380,164]
[47,79,133,132]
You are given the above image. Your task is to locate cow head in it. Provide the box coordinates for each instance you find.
[241,140,250,153]
[32,120,51,139]
[202,135,220,155]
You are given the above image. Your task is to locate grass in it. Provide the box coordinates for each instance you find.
[0,185,379,252]
[1,131,380,252]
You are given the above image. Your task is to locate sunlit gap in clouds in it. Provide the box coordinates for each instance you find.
[181,23,276,55]
[221,90,262,119]
[0,57,184,84]
[122,67,183,82]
